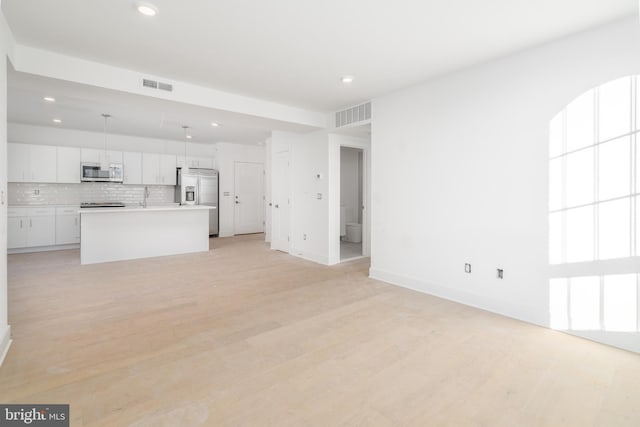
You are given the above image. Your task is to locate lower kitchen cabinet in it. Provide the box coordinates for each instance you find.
[55,206,80,245]
[7,216,28,249]
[8,207,62,249]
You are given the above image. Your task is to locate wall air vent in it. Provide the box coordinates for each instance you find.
[142,78,173,92]
[142,78,158,89]
[158,82,173,92]
[335,101,371,128]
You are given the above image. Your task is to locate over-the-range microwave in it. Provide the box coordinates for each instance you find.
[80,162,123,183]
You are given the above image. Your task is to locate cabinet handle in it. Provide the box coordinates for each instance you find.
[20,220,23,228]
[30,219,32,227]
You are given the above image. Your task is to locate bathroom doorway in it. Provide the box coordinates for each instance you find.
[340,146,364,261]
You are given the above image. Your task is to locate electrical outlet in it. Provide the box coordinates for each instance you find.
[316,193,322,200]
[497,269,504,279]
[303,234,307,240]
[464,263,471,274]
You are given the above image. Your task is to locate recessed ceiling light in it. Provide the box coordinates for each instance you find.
[43,96,55,102]
[210,122,220,127]
[186,135,193,139]
[137,2,158,16]
[341,75,354,84]
[52,118,62,124]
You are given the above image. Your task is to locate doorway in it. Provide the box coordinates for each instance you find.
[340,147,364,261]
[233,161,264,235]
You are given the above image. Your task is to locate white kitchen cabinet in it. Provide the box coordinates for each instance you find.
[8,207,55,249]
[8,143,29,182]
[143,153,176,185]
[142,153,159,185]
[28,215,56,247]
[159,154,177,185]
[123,152,143,185]
[81,148,123,165]
[55,206,80,245]
[57,146,81,183]
[177,156,213,169]
[8,143,57,183]
[30,145,58,182]
[8,217,27,249]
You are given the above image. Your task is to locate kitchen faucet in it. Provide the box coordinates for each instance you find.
[143,186,150,208]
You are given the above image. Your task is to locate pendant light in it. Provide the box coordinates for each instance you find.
[101,113,111,170]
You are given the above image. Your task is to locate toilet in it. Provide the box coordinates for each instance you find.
[345,223,362,243]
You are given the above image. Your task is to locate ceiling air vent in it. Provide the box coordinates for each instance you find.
[142,78,173,92]
[335,101,371,128]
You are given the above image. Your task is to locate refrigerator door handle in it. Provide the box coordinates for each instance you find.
[196,176,200,205]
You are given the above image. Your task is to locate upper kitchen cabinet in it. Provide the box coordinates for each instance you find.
[159,154,177,185]
[8,143,57,183]
[57,146,81,183]
[81,148,123,165]
[8,143,29,182]
[142,153,177,185]
[123,152,143,185]
[177,156,214,169]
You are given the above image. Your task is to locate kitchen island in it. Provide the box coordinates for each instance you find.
[80,205,213,265]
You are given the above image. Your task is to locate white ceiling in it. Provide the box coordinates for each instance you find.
[8,68,317,144]
[3,0,636,112]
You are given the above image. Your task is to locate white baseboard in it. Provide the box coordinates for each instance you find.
[8,244,79,254]
[290,249,329,266]
[369,267,547,327]
[0,325,12,368]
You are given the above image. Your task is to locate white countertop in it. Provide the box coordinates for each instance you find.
[79,205,215,214]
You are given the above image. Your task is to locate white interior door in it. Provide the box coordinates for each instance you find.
[234,162,264,235]
[271,152,290,253]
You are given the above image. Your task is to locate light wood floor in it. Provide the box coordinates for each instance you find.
[1,234,639,426]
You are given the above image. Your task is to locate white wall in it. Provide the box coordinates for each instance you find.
[270,130,370,266]
[215,142,265,237]
[0,8,14,366]
[370,17,640,351]
[289,131,330,264]
[270,130,331,264]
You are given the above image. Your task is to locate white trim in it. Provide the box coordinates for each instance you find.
[0,325,12,368]
[290,250,329,266]
[8,244,79,255]
[565,330,640,353]
[369,267,548,327]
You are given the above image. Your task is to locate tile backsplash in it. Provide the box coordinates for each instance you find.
[8,183,175,206]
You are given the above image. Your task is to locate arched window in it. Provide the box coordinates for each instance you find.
[549,76,638,333]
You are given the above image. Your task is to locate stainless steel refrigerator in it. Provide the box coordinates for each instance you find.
[176,168,219,236]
